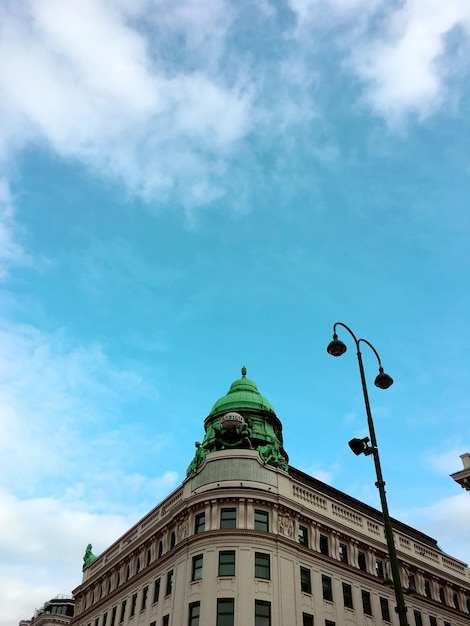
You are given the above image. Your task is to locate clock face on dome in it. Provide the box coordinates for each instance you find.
[220,412,245,431]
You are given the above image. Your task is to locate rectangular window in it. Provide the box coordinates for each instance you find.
[170,531,176,548]
[103,613,108,626]
[162,616,169,626]
[130,594,137,617]
[424,580,431,598]
[299,525,309,546]
[443,622,451,626]
[380,597,390,621]
[192,554,203,581]
[358,551,367,571]
[361,590,372,616]
[413,610,423,626]
[141,586,148,611]
[218,550,236,576]
[150,622,156,626]
[376,559,384,578]
[303,613,314,626]
[195,512,205,533]
[188,601,200,626]
[220,508,237,528]
[300,567,312,594]
[216,598,234,626]
[254,509,269,531]
[319,534,329,556]
[339,543,348,564]
[120,600,126,623]
[342,582,353,609]
[429,618,437,626]
[153,578,161,603]
[322,575,333,601]
[255,553,270,579]
[166,570,173,596]
[158,540,163,557]
[255,600,271,626]
[110,607,117,626]
[95,619,99,626]
[325,621,336,626]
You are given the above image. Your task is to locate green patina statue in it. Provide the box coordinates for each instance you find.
[83,543,97,569]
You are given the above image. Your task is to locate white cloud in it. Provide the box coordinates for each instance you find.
[0,0,252,208]
[403,493,470,564]
[352,0,470,124]
[287,0,470,125]
[0,489,134,626]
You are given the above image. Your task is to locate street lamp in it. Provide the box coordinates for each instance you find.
[327,322,408,626]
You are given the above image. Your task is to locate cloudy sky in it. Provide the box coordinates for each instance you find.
[1,0,470,623]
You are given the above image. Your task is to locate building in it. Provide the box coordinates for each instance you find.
[71,369,470,626]
[450,454,470,491]
[20,596,75,626]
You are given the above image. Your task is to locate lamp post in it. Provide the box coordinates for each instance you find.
[327,322,408,626]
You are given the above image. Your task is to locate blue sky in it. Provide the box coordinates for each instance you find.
[1,0,470,623]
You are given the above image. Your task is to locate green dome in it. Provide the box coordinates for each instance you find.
[208,366,276,417]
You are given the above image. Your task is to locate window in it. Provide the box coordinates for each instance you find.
[254,509,269,531]
[120,600,126,622]
[408,573,416,592]
[116,573,120,588]
[453,592,459,610]
[219,550,236,576]
[342,582,353,609]
[130,594,137,617]
[376,559,384,578]
[136,558,140,574]
[192,554,203,581]
[141,586,148,611]
[110,607,117,626]
[147,549,151,566]
[301,567,312,594]
[150,622,156,626]
[339,543,348,564]
[153,578,160,603]
[319,534,329,556]
[255,600,271,626]
[358,551,367,571]
[195,512,205,533]
[166,570,173,596]
[303,614,314,626]
[162,616,169,626]
[424,580,431,598]
[170,531,176,548]
[158,540,163,557]
[439,587,446,605]
[188,601,200,626]
[361,590,372,616]
[216,598,234,626]
[325,621,336,626]
[95,619,99,626]
[220,508,237,528]
[299,525,309,547]
[413,610,422,626]
[380,597,390,622]
[126,565,130,581]
[444,622,451,626]
[429,618,437,626]
[103,613,108,626]
[255,553,270,579]
[322,575,333,601]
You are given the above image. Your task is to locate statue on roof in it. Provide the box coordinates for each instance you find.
[83,544,97,569]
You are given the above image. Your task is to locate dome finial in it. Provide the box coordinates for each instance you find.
[241,366,247,377]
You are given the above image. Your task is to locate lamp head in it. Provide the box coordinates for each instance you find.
[374,366,393,389]
[348,436,373,456]
[327,333,347,357]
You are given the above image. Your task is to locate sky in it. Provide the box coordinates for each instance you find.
[1,0,470,623]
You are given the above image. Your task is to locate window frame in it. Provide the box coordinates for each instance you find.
[192,554,203,581]
[361,590,372,616]
[342,582,353,609]
[220,507,237,529]
[218,550,236,577]
[254,509,269,531]
[188,601,200,626]
[195,512,206,534]
[254,552,271,580]
[300,566,312,594]
[216,598,234,626]
[166,570,173,596]
[322,574,333,602]
[254,600,271,626]
[299,525,309,547]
